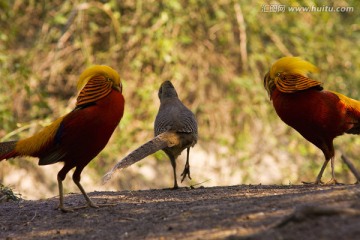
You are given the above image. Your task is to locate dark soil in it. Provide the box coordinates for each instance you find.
[1,184,360,240]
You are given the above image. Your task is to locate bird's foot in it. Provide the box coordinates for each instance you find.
[325,178,344,185]
[162,185,181,190]
[171,184,180,190]
[85,200,118,209]
[162,188,179,191]
[86,200,99,208]
[302,179,343,185]
[57,201,116,213]
[95,203,118,208]
[58,205,74,213]
[57,204,87,213]
[180,167,191,183]
[301,180,324,185]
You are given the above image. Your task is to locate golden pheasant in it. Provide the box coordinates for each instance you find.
[0,65,125,211]
[103,80,198,189]
[264,56,360,184]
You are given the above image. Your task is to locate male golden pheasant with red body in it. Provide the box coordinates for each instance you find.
[264,57,360,184]
[0,65,125,211]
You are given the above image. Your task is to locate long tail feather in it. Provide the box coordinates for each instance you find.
[0,141,18,160]
[102,131,180,184]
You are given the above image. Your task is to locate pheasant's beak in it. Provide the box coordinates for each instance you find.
[113,83,122,93]
[263,72,272,99]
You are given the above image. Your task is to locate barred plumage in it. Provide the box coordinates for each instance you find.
[154,81,198,188]
[155,81,198,136]
[76,76,112,107]
[274,73,322,93]
[264,57,321,98]
[102,132,180,184]
[103,80,198,189]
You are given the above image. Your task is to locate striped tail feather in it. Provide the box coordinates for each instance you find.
[0,141,18,160]
[102,131,180,184]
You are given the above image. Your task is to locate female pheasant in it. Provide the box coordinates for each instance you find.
[264,57,360,184]
[0,65,125,212]
[102,81,198,189]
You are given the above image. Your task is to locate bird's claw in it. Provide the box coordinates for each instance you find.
[95,203,118,208]
[88,202,99,208]
[57,205,87,213]
[58,206,74,213]
[57,201,113,213]
[301,180,324,185]
[302,178,343,185]
[325,178,343,185]
[180,167,191,182]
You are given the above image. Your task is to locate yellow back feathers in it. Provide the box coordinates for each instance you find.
[77,65,121,92]
[264,57,322,96]
[15,117,64,156]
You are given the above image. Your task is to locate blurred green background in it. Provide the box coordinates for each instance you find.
[0,0,360,199]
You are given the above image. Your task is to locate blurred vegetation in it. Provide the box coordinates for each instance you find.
[0,184,21,202]
[0,0,360,194]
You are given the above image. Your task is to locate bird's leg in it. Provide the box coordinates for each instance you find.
[73,179,98,208]
[57,168,115,212]
[314,159,328,184]
[180,147,192,182]
[73,179,117,209]
[57,176,75,213]
[56,176,94,212]
[57,165,81,212]
[303,157,342,185]
[170,157,179,189]
[303,159,328,185]
[325,157,342,185]
[73,168,116,208]
[57,176,66,211]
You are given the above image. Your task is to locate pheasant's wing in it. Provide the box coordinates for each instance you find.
[177,106,198,134]
[155,99,197,135]
[37,120,68,165]
[37,106,87,165]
